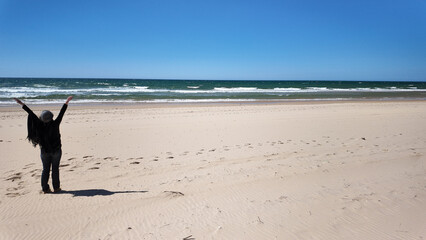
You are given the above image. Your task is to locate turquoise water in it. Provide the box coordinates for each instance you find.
[1,78,426,104]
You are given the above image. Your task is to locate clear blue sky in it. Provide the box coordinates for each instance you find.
[0,0,425,81]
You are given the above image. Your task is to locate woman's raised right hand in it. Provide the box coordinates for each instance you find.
[13,98,24,106]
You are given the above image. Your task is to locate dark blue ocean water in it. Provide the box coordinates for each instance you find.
[1,78,426,104]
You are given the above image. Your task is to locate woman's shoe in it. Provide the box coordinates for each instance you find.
[54,188,62,193]
[43,188,52,194]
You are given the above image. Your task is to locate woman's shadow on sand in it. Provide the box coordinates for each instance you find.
[57,189,148,197]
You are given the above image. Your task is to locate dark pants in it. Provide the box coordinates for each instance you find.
[40,149,62,191]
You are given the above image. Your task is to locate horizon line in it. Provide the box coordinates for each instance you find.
[1,77,425,83]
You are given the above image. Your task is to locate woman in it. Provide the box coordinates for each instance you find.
[14,96,73,193]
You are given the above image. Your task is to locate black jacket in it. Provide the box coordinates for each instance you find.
[23,104,67,153]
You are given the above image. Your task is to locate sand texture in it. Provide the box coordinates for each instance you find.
[0,101,425,239]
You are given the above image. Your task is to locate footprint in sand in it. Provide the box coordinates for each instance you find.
[5,178,27,197]
[31,173,41,179]
[180,151,189,156]
[5,172,22,182]
[88,167,99,170]
[130,161,140,164]
[183,235,195,240]
[6,192,20,198]
[163,191,184,198]
[22,163,35,170]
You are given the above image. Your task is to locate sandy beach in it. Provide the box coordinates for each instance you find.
[0,101,425,239]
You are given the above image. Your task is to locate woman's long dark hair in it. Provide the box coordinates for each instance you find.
[27,113,42,147]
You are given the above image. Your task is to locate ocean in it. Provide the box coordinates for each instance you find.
[1,78,426,105]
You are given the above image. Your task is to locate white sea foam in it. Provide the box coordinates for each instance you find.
[33,84,54,88]
[273,88,303,92]
[213,87,260,92]
[1,86,425,99]
[171,89,212,94]
[0,98,258,105]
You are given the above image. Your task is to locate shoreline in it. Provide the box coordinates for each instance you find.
[1,98,426,110]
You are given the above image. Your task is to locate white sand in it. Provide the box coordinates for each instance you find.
[0,101,425,239]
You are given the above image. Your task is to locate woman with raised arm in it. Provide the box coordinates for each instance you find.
[14,96,73,193]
